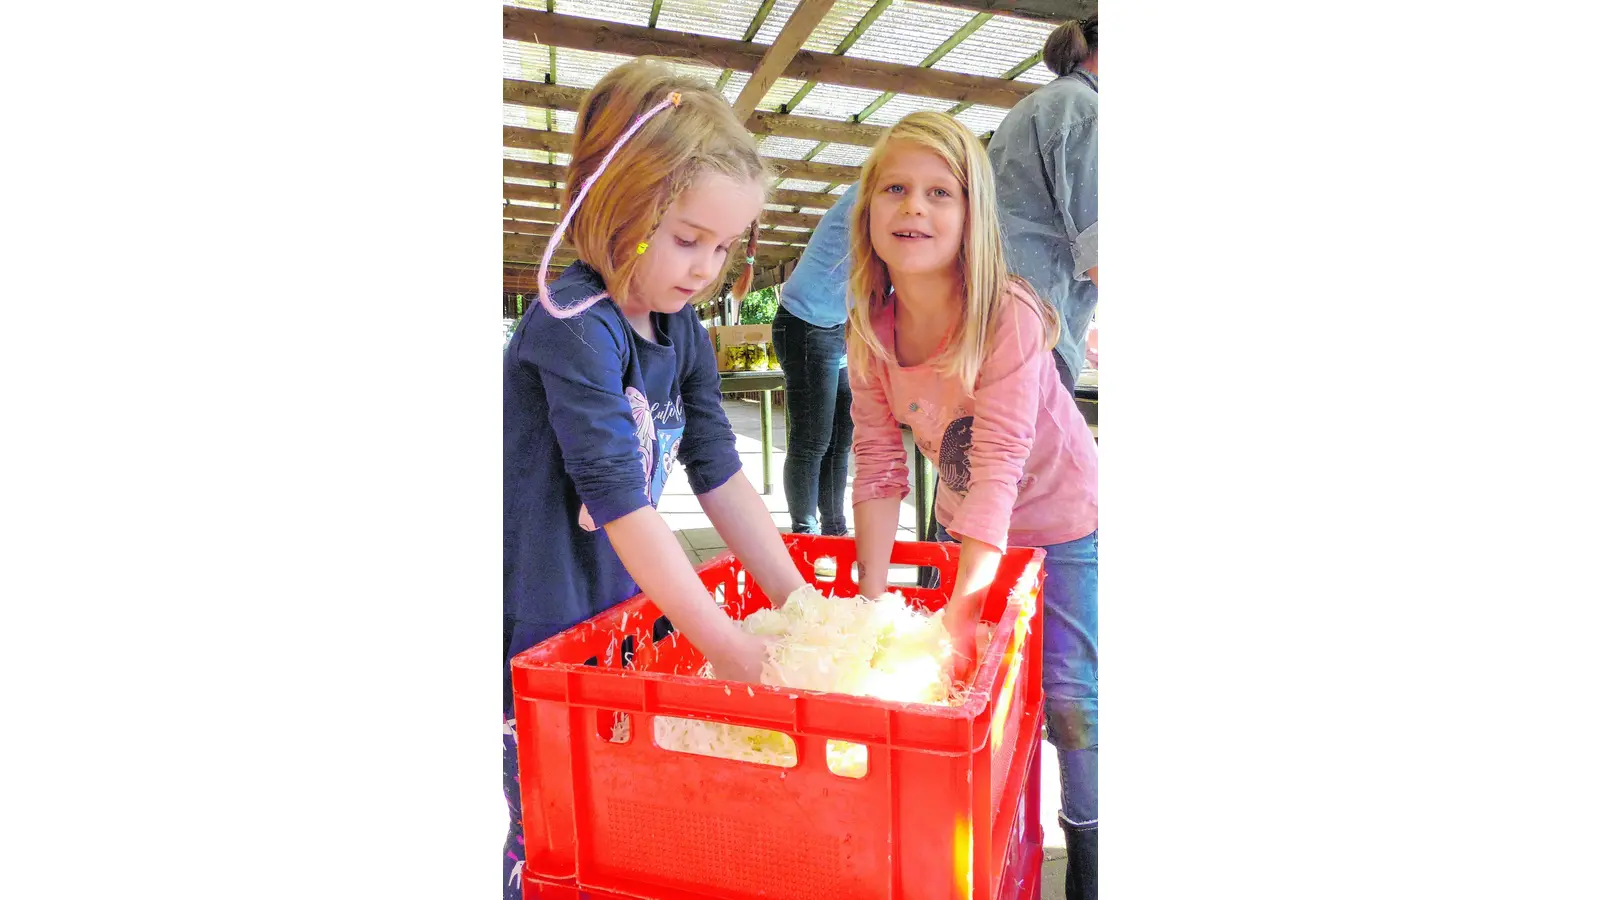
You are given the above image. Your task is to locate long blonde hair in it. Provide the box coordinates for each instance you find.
[562,58,767,308]
[846,111,1060,394]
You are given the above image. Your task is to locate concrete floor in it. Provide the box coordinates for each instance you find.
[665,397,1074,894]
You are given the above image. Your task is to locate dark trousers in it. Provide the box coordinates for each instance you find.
[771,305,852,535]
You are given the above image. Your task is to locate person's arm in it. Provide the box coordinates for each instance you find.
[699,473,806,606]
[944,295,1047,552]
[526,311,762,682]
[941,295,1051,673]
[945,537,1003,682]
[847,344,909,597]
[853,497,901,599]
[603,507,768,683]
[1050,115,1099,285]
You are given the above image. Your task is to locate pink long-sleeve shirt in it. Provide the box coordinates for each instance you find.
[849,287,1098,551]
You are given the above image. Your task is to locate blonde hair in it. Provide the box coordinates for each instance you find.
[563,58,767,307]
[846,111,1061,394]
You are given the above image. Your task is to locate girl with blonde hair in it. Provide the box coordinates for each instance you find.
[501,58,807,898]
[847,110,1100,898]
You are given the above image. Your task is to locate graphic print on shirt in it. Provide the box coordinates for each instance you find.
[938,416,975,494]
[626,387,657,490]
[577,389,683,532]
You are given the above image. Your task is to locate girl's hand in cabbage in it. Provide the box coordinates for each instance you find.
[945,612,979,685]
[704,629,773,685]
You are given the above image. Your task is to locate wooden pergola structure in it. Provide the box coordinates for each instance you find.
[503,0,1094,314]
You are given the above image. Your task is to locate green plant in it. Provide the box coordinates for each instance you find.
[739,286,778,325]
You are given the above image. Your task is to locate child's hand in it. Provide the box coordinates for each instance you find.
[707,629,773,685]
[946,613,979,685]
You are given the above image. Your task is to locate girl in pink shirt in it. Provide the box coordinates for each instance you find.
[845,111,1100,884]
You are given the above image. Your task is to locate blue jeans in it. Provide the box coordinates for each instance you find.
[934,523,1099,829]
[771,305,852,535]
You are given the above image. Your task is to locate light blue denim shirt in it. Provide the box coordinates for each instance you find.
[988,69,1098,378]
[778,183,859,331]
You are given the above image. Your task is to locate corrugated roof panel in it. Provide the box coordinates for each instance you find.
[503,39,551,81]
[861,93,950,126]
[553,47,635,89]
[1015,61,1054,85]
[505,177,558,188]
[847,2,972,67]
[931,15,1055,79]
[656,0,764,40]
[757,135,820,160]
[770,225,811,233]
[505,103,539,127]
[953,104,1009,135]
[778,178,830,192]
[755,77,807,112]
[789,82,882,121]
[810,143,872,166]
[829,184,849,195]
[552,0,653,28]
[504,147,551,163]
[751,0,802,45]
[798,207,831,215]
[720,70,752,106]
[801,0,881,53]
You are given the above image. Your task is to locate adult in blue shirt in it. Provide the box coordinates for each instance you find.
[771,183,858,536]
[989,19,1100,899]
[989,16,1098,393]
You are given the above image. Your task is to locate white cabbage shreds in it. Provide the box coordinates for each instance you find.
[651,585,960,776]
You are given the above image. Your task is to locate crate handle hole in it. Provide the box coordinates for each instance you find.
[653,717,797,769]
[600,711,633,744]
[652,615,675,642]
[825,740,869,779]
[619,634,637,668]
[814,556,838,583]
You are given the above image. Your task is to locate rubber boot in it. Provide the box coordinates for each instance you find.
[1064,825,1097,900]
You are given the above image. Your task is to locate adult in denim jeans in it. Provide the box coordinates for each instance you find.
[772,184,859,535]
[987,17,1100,898]
[989,16,1098,394]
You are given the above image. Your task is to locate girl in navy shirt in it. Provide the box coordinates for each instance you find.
[502,60,807,896]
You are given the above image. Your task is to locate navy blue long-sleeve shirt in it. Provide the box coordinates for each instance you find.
[503,261,742,656]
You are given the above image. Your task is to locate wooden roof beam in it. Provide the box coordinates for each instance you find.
[505,126,868,184]
[503,8,1036,108]
[915,0,1093,23]
[506,157,850,209]
[731,0,838,121]
[505,79,890,148]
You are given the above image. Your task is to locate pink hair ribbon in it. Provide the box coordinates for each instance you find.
[535,92,683,319]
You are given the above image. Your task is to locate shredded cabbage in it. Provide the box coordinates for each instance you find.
[651,585,964,776]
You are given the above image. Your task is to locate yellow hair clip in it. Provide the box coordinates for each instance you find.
[636,241,649,255]
[668,92,683,107]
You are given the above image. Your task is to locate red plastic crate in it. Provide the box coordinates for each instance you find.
[510,534,1046,900]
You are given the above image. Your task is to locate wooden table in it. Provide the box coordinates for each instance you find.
[716,369,785,495]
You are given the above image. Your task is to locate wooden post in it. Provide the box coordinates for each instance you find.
[760,389,774,495]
